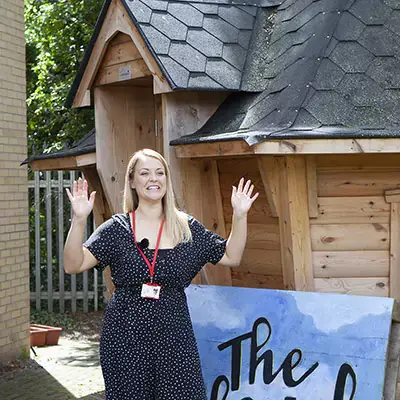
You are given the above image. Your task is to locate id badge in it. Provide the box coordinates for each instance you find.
[141,283,161,300]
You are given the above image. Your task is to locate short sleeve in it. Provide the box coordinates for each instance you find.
[189,217,227,266]
[83,217,119,272]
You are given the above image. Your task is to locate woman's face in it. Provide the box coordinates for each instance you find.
[131,155,167,203]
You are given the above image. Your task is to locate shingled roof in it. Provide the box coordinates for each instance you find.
[21,129,95,165]
[63,0,400,149]
[66,0,285,106]
[172,0,400,145]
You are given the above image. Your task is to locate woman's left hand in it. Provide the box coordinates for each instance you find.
[231,178,259,218]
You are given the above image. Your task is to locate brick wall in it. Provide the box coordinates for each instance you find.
[0,0,29,363]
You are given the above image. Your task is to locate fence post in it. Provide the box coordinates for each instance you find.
[58,171,65,313]
[70,171,77,313]
[82,171,89,313]
[34,171,41,311]
[46,171,53,312]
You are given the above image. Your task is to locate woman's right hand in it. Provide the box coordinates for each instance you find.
[66,177,96,221]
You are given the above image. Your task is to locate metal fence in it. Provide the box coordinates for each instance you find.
[29,170,103,313]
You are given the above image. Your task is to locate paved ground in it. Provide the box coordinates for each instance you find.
[0,337,105,400]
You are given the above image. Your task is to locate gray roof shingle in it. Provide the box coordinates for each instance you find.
[167,2,204,27]
[150,12,188,41]
[350,0,392,25]
[367,57,400,89]
[329,41,374,73]
[187,29,224,57]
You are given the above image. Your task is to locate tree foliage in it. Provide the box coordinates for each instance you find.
[25,0,103,156]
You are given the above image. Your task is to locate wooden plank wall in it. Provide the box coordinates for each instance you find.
[94,85,158,213]
[216,154,400,297]
[217,157,284,289]
[94,32,152,86]
[311,154,400,297]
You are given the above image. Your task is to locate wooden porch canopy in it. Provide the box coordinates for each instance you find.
[23,129,96,172]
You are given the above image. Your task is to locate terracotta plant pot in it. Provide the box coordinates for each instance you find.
[30,326,47,347]
[30,324,62,345]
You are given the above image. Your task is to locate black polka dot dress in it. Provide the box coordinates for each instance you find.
[83,213,227,400]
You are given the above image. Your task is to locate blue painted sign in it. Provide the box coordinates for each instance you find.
[186,285,394,400]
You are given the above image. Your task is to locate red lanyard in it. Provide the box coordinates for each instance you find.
[130,211,164,283]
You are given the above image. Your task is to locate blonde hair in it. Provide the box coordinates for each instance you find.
[123,149,192,245]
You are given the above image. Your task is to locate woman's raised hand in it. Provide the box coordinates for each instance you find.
[231,177,259,218]
[65,177,96,221]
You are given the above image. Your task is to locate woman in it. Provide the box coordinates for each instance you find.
[64,148,258,400]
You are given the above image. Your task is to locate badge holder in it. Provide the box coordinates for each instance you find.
[131,211,165,301]
[141,282,161,300]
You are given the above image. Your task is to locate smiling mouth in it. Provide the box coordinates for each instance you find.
[147,185,161,190]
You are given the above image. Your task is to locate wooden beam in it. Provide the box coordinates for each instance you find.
[76,153,96,167]
[306,156,318,218]
[390,203,400,300]
[29,153,96,171]
[154,94,164,155]
[254,138,400,155]
[277,155,314,291]
[81,165,112,227]
[181,158,205,284]
[174,140,253,159]
[181,158,203,220]
[174,138,400,160]
[72,0,172,108]
[257,156,279,217]
[200,160,232,286]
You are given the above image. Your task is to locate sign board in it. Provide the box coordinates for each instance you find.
[186,285,394,400]
[119,65,131,81]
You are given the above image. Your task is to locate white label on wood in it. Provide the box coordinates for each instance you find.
[119,65,131,80]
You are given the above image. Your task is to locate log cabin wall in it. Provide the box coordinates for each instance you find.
[213,153,400,298]
[311,154,400,298]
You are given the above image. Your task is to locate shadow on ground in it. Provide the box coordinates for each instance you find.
[0,338,105,400]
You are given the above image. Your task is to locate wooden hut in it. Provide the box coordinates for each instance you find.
[27,0,400,299]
